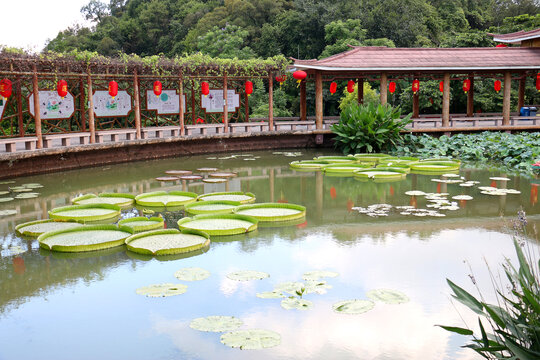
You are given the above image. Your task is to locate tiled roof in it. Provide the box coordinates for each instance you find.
[489,28,540,43]
[293,47,540,71]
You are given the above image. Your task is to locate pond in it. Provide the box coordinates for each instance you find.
[0,149,539,360]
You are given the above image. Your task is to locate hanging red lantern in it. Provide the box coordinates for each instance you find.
[0,79,12,99]
[412,79,420,94]
[329,81,337,94]
[108,81,118,99]
[330,186,337,199]
[153,81,162,97]
[57,79,68,98]
[439,81,444,93]
[536,73,540,92]
[201,81,209,96]
[495,44,508,48]
[293,70,307,85]
[389,81,396,94]
[494,80,502,93]
[463,79,471,94]
[275,75,287,86]
[245,80,253,96]
[347,80,355,93]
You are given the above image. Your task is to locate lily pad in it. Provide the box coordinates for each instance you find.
[227,270,269,281]
[178,214,258,236]
[16,219,84,237]
[197,167,218,172]
[333,299,375,314]
[165,170,192,176]
[184,200,241,215]
[209,172,238,178]
[256,291,286,299]
[15,193,39,199]
[49,204,121,222]
[118,216,164,232]
[155,176,179,182]
[220,329,281,350]
[197,191,256,204]
[289,160,332,170]
[274,281,305,295]
[489,177,510,181]
[135,191,198,207]
[38,225,132,252]
[234,203,306,222]
[354,169,407,181]
[8,245,26,256]
[304,280,332,294]
[179,175,203,180]
[174,267,211,281]
[405,190,425,196]
[72,193,135,208]
[302,270,339,281]
[0,191,9,196]
[21,183,43,188]
[366,289,409,304]
[321,163,373,176]
[202,178,228,183]
[281,298,313,310]
[0,197,14,202]
[190,316,243,332]
[0,209,17,216]
[136,283,188,297]
[452,195,473,200]
[125,229,210,256]
[11,188,33,193]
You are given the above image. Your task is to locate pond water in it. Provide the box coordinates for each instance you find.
[0,149,539,360]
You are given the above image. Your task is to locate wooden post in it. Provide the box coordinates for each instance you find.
[179,72,185,135]
[223,73,229,133]
[16,76,24,137]
[268,72,274,130]
[380,72,388,105]
[32,66,43,149]
[412,92,420,118]
[517,75,526,112]
[133,70,142,139]
[442,73,450,127]
[87,73,96,143]
[191,80,196,124]
[315,71,323,130]
[467,74,474,117]
[79,78,86,132]
[300,79,307,120]
[502,71,512,125]
[357,78,364,104]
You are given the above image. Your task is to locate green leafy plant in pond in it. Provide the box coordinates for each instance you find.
[438,211,540,359]
[331,103,412,154]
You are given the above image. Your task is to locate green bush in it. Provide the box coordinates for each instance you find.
[331,103,412,154]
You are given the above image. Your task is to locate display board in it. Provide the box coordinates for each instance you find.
[201,89,240,113]
[92,90,132,117]
[0,97,6,120]
[146,90,186,114]
[28,91,75,120]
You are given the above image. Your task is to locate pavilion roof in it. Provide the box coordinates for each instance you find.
[489,28,540,43]
[293,46,540,72]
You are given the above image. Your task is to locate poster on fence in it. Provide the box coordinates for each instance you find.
[0,97,6,119]
[201,89,239,113]
[92,90,132,117]
[146,90,186,114]
[28,91,75,120]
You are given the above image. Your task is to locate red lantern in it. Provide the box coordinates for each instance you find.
[57,79,68,98]
[245,80,253,96]
[494,80,501,93]
[275,75,287,86]
[536,73,540,92]
[153,81,162,97]
[347,80,355,93]
[293,70,307,85]
[201,81,209,96]
[439,81,444,93]
[0,79,12,99]
[495,44,508,48]
[108,81,118,98]
[329,81,337,94]
[463,79,471,94]
[330,186,337,199]
[412,79,420,94]
[389,81,396,94]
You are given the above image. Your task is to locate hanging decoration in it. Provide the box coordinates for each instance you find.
[495,44,508,48]
[0,79,13,100]
[292,70,307,86]
[201,81,209,96]
[108,81,118,99]
[389,81,396,94]
[275,75,287,87]
[412,79,420,94]
[57,80,68,99]
[329,82,337,95]
[347,80,355,93]
[494,80,501,93]
[153,81,162,97]
[439,81,444,93]
[463,79,471,94]
[245,81,253,96]
[536,73,540,92]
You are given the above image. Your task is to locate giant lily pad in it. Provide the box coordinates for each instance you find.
[274,281,305,295]
[289,160,331,170]
[38,225,132,252]
[353,153,392,163]
[136,283,187,297]
[333,299,375,314]
[16,219,84,237]
[190,316,243,332]
[354,169,407,181]
[304,280,332,294]
[227,270,269,281]
[378,157,419,166]
[233,203,306,222]
[125,229,210,256]
[197,192,256,204]
[49,204,121,222]
[281,298,313,310]
[72,193,135,208]
[314,156,358,163]
[321,163,372,176]
[0,209,17,216]
[366,289,409,304]
[178,214,258,236]
[135,191,198,207]
[256,291,286,299]
[302,270,339,281]
[184,200,241,215]
[410,161,460,174]
[220,329,281,350]
[118,216,164,232]
[174,267,211,281]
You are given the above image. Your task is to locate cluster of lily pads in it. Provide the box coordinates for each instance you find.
[290,154,461,182]
[156,167,238,184]
[0,181,44,217]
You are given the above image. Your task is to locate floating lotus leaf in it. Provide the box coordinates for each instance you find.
[256,291,285,299]
[49,204,121,222]
[321,163,372,176]
[333,299,375,314]
[353,153,392,163]
[274,281,304,295]
[155,176,179,181]
[179,175,203,180]
[72,193,135,208]
[314,156,358,164]
[135,191,198,207]
[0,180,15,184]
[409,162,460,174]
[202,178,227,183]
[0,209,17,216]
[38,225,132,252]
[405,190,425,196]
[233,203,306,222]
[9,245,26,255]
[0,191,9,195]
[478,186,497,191]
[367,289,409,304]
[489,177,510,181]
[289,160,331,170]
[209,172,237,178]
[354,169,407,181]
[118,216,164,232]
[420,158,461,164]
[227,270,269,281]
[16,219,84,237]
[0,197,14,202]
[12,188,33,193]
[197,191,256,204]
[174,267,211,281]
[184,200,241,215]
[304,280,332,294]
[21,183,43,188]
[220,329,281,350]
[281,298,313,310]
[197,167,218,172]
[178,214,258,236]
[375,165,411,174]
[378,157,419,165]
[452,195,473,200]
[165,170,192,176]
[190,316,243,332]
[302,270,339,281]
[15,193,39,199]
[136,283,187,297]
[125,229,210,256]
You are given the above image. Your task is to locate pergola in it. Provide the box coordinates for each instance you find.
[293,46,540,129]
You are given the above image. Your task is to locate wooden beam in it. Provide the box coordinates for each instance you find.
[16,76,24,137]
[191,80,196,124]
[380,72,388,105]
[315,71,323,130]
[502,71,512,125]
[357,78,364,104]
[412,92,420,118]
[517,75,526,112]
[442,73,450,126]
[179,72,185,135]
[87,73,96,143]
[32,67,43,149]
[268,72,274,130]
[300,80,307,120]
[133,70,142,139]
[467,74,474,117]
[223,72,229,133]
[79,79,86,132]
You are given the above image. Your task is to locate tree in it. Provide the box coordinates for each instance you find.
[197,25,256,59]
[319,19,366,58]
[81,0,109,23]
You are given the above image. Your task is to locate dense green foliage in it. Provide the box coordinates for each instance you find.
[395,132,540,174]
[331,103,412,154]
